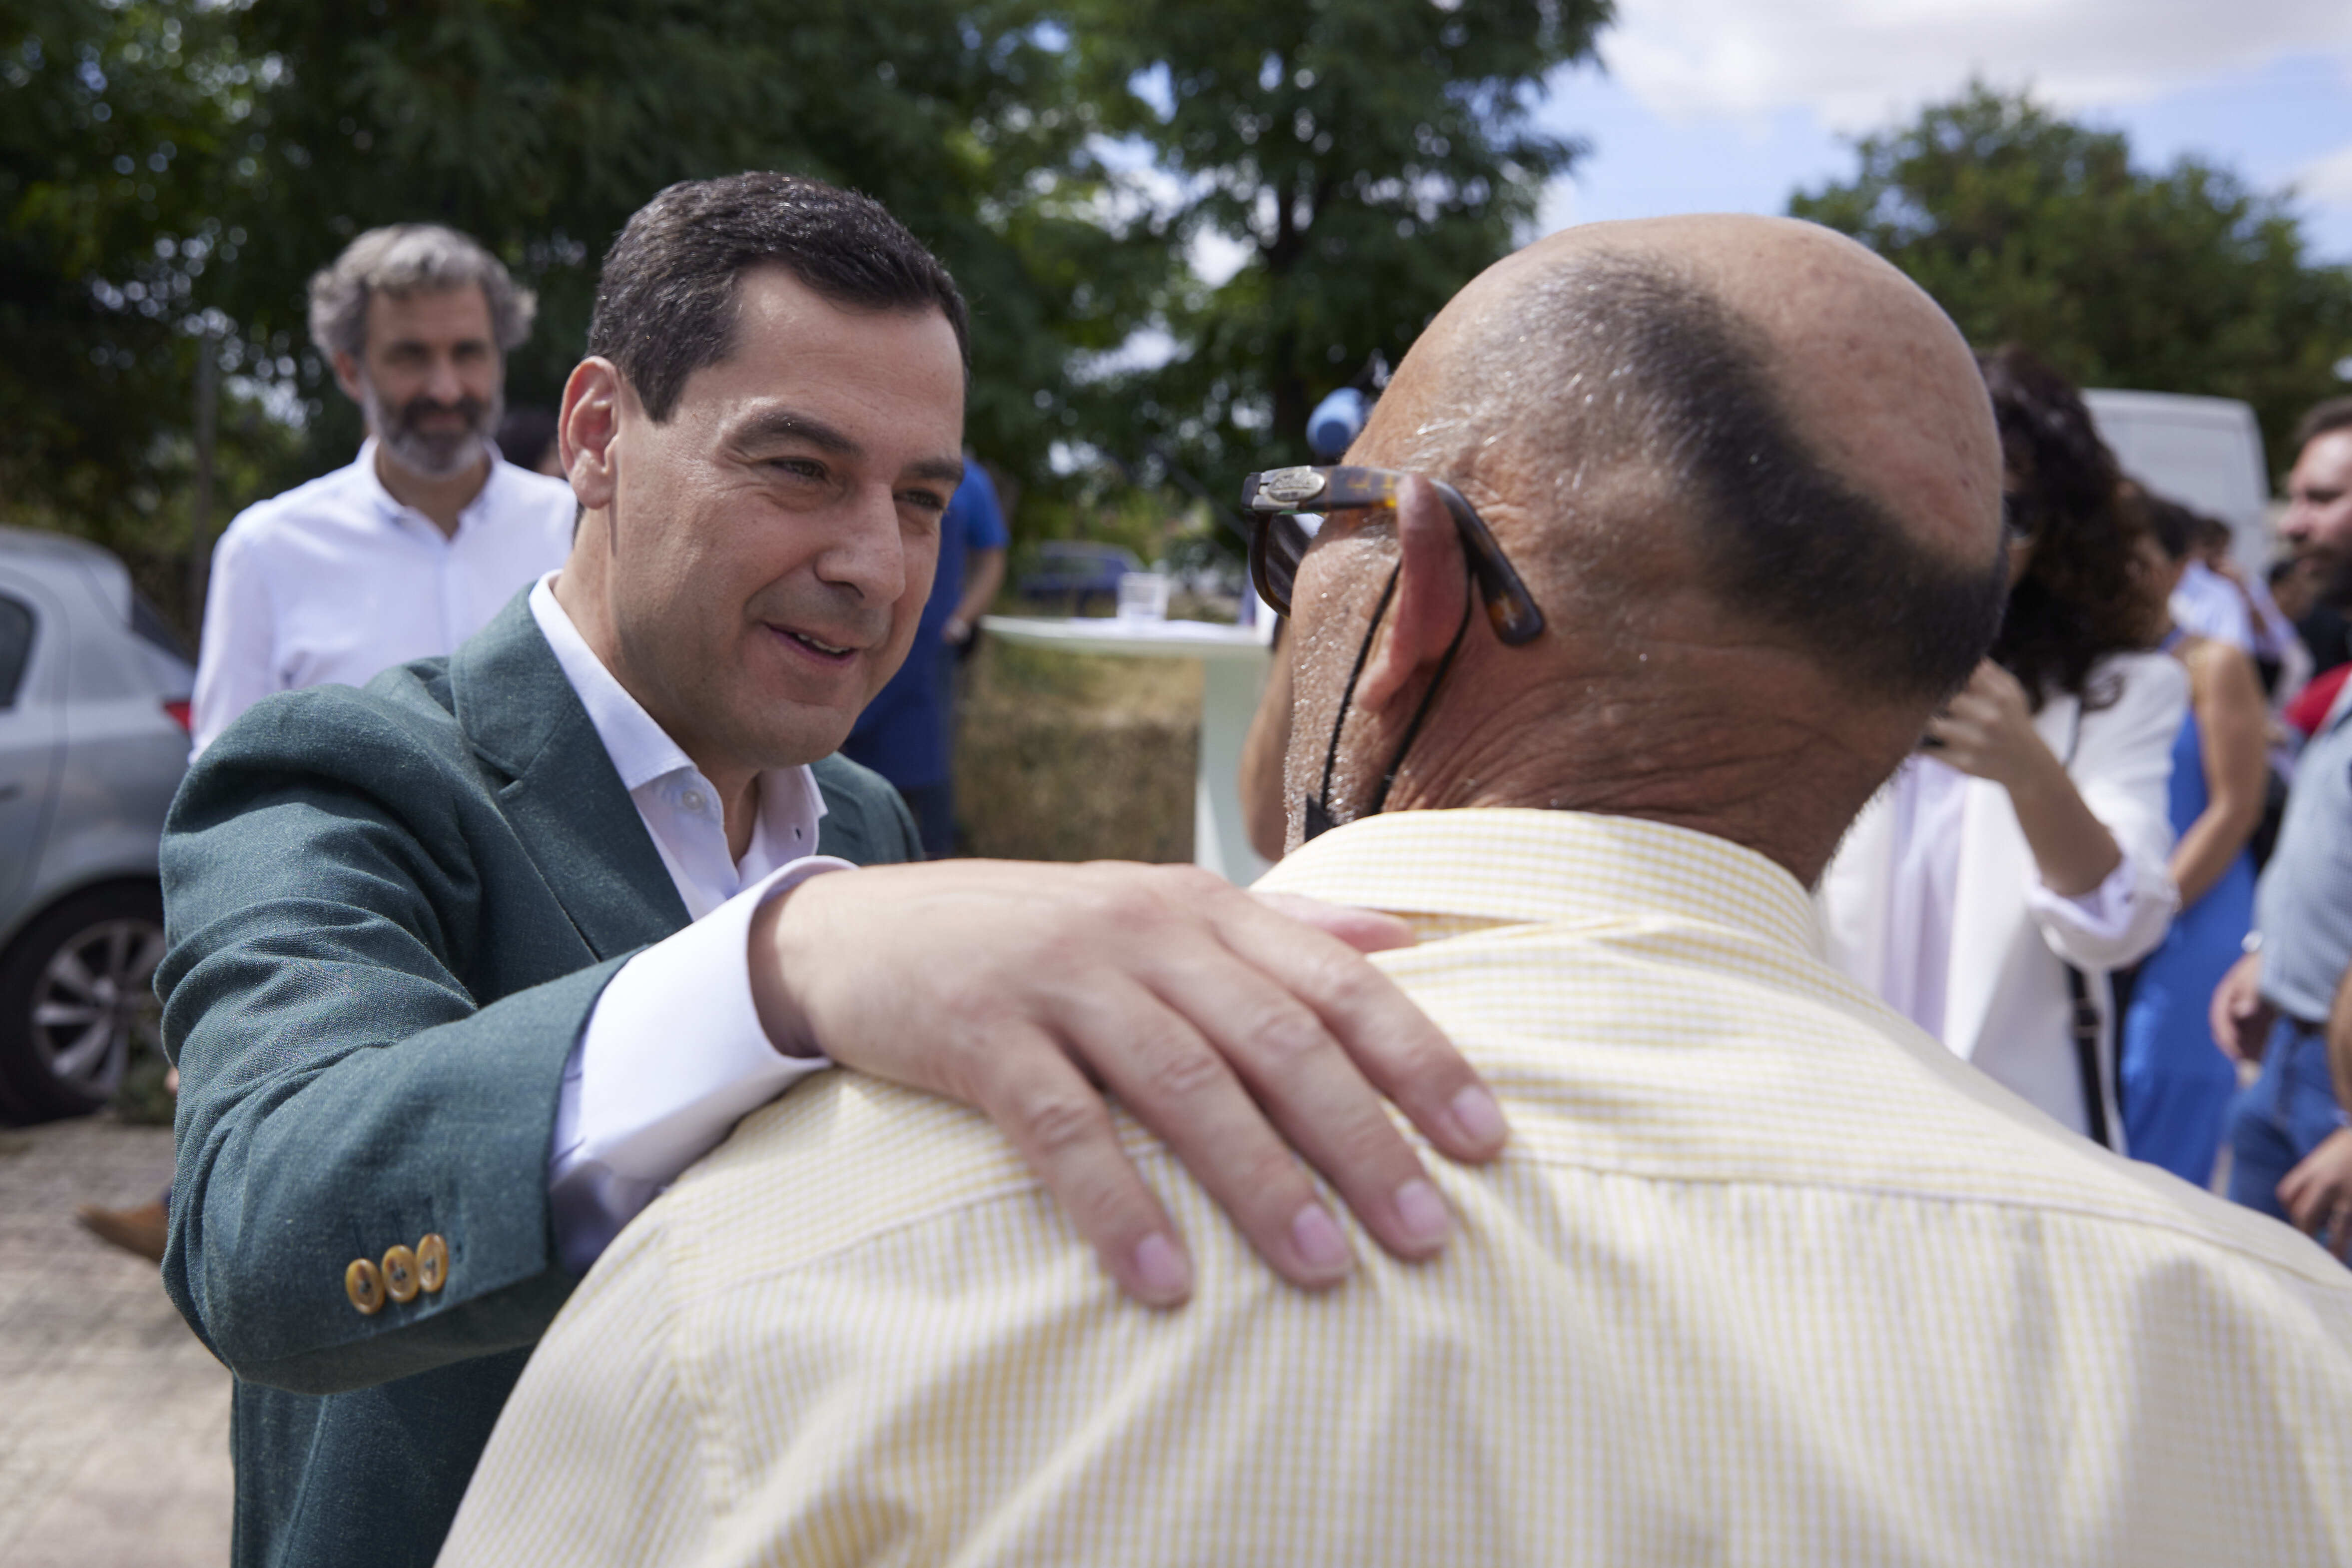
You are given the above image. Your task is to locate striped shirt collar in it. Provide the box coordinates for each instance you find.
[1258,807,1820,958]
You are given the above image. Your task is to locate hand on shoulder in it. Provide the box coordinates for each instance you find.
[748,859,1510,1306]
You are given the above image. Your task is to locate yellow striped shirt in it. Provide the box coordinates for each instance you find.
[443,809,2352,1568]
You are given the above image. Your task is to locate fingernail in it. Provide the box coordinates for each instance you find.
[1290,1204,1352,1273]
[1449,1084,1509,1149]
[1132,1233,1191,1304]
[1394,1178,1451,1250]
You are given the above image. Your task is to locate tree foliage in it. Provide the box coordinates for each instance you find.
[1791,84,2352,471]
[5,0,1142,568]
[211,0,1148,478]
[1068,0,1608,494]
[7,0,1612,585]
[1,0,289,560]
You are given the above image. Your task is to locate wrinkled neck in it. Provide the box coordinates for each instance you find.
[1357,632,1905,888]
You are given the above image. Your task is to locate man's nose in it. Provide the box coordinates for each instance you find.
[424,353,466,406]
[820,491,911,606]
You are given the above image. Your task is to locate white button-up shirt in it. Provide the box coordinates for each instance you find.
[189,438,576,754]
[530,574,854,1272]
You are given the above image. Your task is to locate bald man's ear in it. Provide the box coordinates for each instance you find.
[1356,476,1471,715]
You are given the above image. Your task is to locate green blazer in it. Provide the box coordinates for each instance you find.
[156,592,920,1568]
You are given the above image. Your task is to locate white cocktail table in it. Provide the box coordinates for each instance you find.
[979,614,1275,883]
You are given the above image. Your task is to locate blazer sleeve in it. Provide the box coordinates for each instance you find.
[2027,654,2188,972]
[157,689,609,1396]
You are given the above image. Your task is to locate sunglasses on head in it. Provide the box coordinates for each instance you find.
[1238,465,1546,646]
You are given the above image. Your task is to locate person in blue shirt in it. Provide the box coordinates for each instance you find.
[842,455,1008,855]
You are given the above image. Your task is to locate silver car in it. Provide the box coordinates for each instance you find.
[0,527,193,1121]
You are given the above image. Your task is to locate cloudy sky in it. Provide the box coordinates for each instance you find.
[1535,0,2352,260]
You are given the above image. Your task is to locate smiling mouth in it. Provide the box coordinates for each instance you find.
[776,626,856,660]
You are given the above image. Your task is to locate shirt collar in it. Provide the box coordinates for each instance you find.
[526,572,827,825]
[353,435,510,533]
[1255,807,1820,959]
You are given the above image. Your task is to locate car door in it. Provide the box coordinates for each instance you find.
[0,567,65,913]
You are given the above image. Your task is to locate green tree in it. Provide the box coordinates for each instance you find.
[1,0,290,571]
[1791,84,2352,470]
[5,0,1152,582]
[208,0,1148,489]
[1067,0,1609,497]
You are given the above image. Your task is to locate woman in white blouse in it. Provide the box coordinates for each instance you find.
[1818,347,2187,1148]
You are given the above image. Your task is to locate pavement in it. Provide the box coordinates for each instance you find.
[0,1115,233,1567]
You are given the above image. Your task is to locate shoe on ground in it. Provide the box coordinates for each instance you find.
[76,1198,168,1264]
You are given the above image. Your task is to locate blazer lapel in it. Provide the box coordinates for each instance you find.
[449,593,690,959]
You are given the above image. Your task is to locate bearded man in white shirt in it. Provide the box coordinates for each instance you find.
[447,215,2352,1568]
[188,223,577,754]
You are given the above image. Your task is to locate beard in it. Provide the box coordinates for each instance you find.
[362,376,502,481]
[2297,542,2352,611]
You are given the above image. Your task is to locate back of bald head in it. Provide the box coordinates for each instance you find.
[1395,219,2008,713]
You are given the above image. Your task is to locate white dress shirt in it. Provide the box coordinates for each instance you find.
[190,438,575,754]
[528,575,855,1272]
[1820,652,2186,1139]
[1873,753,2145,1039]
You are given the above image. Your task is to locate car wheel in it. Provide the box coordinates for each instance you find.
[0,883,167,1122]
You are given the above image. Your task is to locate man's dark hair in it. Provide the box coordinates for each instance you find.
[1541,260,2008,706]
[588,172,969,421]
[2293,396,2352,457]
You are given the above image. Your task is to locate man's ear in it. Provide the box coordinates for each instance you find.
[1356,475,1470,714]
[330,350,366,407]
[559,358,624,508]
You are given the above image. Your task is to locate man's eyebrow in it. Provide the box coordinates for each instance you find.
[733,409,961,488]
[735,408,864,457]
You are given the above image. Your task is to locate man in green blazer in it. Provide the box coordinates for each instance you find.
[159,174,1507,1567]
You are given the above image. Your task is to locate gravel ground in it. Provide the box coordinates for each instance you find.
[0,1115,232,1566]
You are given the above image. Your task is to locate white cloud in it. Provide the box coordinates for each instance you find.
[2302,141,2352,205]
[1603,0,2352,129]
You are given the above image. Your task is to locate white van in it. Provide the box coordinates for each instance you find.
[2081,390,2273,572]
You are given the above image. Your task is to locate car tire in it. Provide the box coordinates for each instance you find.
[0,883,167,1123]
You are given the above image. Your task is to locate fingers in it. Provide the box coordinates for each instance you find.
[2280,1165,2318,1230]
[1121,939,1456,1270]
[962,1020,1195,1307]
[1053,973,1377,1291]
[1250,890,1418,954]
[1207,878,1508,1170]
[2210,966,2256,1057]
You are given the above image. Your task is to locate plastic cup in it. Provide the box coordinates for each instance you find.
[1118,571,1172,622]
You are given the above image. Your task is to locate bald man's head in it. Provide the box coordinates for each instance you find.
[1282,215,2010,879]
[1365,222,2007,706]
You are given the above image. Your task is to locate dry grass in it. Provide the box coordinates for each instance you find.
[951,634,1202,863]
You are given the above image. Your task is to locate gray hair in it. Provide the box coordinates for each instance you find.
[306,224,536,360]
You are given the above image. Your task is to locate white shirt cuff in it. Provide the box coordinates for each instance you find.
[547,854,852,1274]
[2022,847,2177,970]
